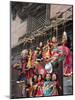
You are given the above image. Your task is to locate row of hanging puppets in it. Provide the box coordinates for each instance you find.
[13,31,72,78]
[13,31,72,97]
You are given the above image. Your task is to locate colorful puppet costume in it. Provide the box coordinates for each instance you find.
[44,81,54,96]
[58,45,72,76]
[58,31,72,76]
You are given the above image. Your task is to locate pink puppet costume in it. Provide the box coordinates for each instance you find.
[36,74,44,97]
[36,86,44,97]
[21,49,28,72]
[59,31,72,77]
[35,48,47,78]
[35,61,47,78]
[31,50,38,67]
[59,45,72,77]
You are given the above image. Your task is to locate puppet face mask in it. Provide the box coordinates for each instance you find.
[46,73,51,81]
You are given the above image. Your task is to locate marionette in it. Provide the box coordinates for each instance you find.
[42,39,52,58]
[31,50,38,67]
[21,49,28,58]
[51,36,58,48]
[35,58,46,78]
[36,74,44,96]
[44,73,54,96]
[34,42,43,61]
[41,38,53,75]
[13,49,28,70]
[51,36,59,63]
[27,49,32,69]
[36,46,43,62]
[34,47,46,78]
[37,74,44,87]
[36,85,44,97]
[44,48,53,74]
[26,49,36,80]
[50,36,64,89]
[51,73,59,96]
[20,49,28,72]
[32,74,38,97]
[13,49,28,83]
[51,36,64,63]
[58,31,72,77]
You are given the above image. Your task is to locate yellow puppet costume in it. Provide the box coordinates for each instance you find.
[27,49,33,69]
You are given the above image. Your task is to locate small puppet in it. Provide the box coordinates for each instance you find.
[44,49,53,74]
[27,49,33,69]
[36,74,44,97]
[44,73,53,96]
[51,73,59,96]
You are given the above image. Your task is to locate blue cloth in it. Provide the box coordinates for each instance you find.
[44,81,53,96]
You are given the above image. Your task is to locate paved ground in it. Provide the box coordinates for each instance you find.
[63,76,73,95]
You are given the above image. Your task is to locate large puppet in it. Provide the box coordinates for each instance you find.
[58,31,72,76]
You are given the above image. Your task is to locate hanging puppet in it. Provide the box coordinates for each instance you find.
[44,73,54,96]
[58,31,72,77]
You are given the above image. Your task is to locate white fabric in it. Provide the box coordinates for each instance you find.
[21,49,28,57]
[45,62,53,73]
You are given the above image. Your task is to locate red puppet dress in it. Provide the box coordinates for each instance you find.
[36,79,44,96]
[58,45,72,76]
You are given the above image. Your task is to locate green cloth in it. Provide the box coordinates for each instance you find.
[47,34,52,41]
[52,61,58,66]
[58,57,64,62]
